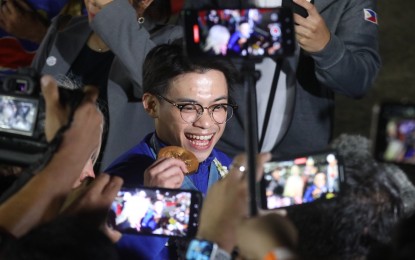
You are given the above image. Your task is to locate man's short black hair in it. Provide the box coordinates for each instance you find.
[143,44,238,100]
[287,134,405,260]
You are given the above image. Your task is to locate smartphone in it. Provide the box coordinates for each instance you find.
[182,7,296,59]
[282,0,314,18]
[260,149,344,210]
[108,187,203,238]
[371,102,415,166]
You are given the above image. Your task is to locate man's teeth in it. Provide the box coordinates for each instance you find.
[187,134,213,140]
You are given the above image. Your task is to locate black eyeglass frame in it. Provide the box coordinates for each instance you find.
[156,94,238,124]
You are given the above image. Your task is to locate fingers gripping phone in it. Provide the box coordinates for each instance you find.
[282,0,314,18]
[108,187,203,238]
[260,150,344,210]
[182,7,296,59]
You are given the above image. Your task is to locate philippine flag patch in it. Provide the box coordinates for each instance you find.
[363,9,378,24]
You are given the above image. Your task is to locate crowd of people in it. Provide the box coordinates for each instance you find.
[1,0,415,259]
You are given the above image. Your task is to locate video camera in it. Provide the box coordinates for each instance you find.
[0,68,84,167]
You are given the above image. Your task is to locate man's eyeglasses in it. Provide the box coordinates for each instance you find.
[156,94,238,124]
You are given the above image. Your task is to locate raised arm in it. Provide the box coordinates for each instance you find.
[294,0,381,98]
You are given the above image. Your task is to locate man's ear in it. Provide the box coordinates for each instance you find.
[142,93,159,118]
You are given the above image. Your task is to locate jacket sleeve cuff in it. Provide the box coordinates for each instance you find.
[311,34,346,70]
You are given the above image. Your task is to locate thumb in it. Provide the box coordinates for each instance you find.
[82,85,99,104]
[41,75,59,107]
[41,75,70,141]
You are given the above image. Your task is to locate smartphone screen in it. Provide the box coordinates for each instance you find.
[0,95,38,136]
[260,150,344,210]
[108,187,202,238]
[371,102,415,166]
[182,7,295,59]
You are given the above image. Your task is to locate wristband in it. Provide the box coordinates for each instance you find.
[186,238,231,260]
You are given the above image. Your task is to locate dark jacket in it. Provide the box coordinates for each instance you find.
[32,0,182,171]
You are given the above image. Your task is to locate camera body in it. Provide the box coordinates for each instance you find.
[0,68,85,167]
[0,68,47,166]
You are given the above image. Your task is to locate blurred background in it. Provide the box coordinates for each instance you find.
[334,0,415,139]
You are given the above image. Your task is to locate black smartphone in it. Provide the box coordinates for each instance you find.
[371,102,415,166]
[260,149,344,210]
[182,7,296,60]
[108,187,203,238]
[282,0,314,18]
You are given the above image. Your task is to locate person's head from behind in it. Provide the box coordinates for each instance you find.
[142,44,238,162]
[287,134,404,260]
[204,25,231,55]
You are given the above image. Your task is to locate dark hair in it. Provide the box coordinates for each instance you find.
[1,216,118,260]
[143,44,238,100]
[375,213,415,260]
[287,134,405,260]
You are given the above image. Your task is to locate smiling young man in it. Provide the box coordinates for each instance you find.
[105,44,238,259]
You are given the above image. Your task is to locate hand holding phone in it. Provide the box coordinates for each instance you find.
[282,0,314,18]
[288,0,331,53]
